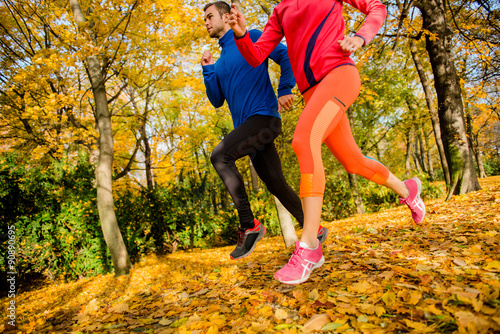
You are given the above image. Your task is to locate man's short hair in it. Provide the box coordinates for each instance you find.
[204,1,231,17]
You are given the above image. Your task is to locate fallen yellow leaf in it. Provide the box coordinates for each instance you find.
[108,303,129,313]
[275,308,288,320]
[404,319,434,332]
[302,314,330,333]
[484,260,500,271]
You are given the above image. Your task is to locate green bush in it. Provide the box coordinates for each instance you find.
[484,156,500,176]
[0,154,109,285]
[115,169,225,255]
[323,175,357,221]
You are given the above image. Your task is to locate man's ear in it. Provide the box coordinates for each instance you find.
[223,12,230,23]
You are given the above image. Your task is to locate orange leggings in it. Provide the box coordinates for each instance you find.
[292,65,390,198]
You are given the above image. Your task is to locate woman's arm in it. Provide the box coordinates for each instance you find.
[229,3,285,67]
[344,0,387,46]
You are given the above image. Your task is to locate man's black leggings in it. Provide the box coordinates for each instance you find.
[211,115,304,228]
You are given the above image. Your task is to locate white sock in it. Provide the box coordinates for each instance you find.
[403,184,410,199]
[299,241,318,250]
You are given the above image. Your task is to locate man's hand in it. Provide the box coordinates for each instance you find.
[278,94,294,112]
[228,3,247,38]
[201,50,214,66]
[337,36,364,53]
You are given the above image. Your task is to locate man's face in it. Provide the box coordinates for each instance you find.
[204,5,228,39]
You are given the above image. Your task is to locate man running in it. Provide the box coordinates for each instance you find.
[201,1,328,260]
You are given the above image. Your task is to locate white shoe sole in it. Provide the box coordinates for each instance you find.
[275,256,325,285]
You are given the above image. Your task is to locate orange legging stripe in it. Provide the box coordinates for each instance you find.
[292,65,390,198]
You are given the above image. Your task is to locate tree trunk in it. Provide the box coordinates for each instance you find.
[274,196,298,248]
[427,148,435,181]
[405,129,412,179]
[346,108,365,214]
[70,0,132,276]
[248,157,259,192]
[416,0,481,199]
[410,39,450,184]
[412,150,422,173]
[406,101,424,174]
[211,190,218,215]
[416,127,428,174]
[465,111,487,178]
[143,91,154,189]
[130,88,154,189]
[168,136,178,182]
[423,129,435,181]
[221,188,229,209]
[348,173,365,215]
[476,151,487,178]
[140,123,154,189]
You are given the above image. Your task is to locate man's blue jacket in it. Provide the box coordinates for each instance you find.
[202,29,295,128]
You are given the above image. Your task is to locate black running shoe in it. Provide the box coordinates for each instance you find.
[317,226,329,244]
[230,219,267,260]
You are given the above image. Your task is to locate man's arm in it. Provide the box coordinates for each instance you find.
[201,51,225,108]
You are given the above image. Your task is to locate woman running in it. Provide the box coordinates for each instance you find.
[229,0,426,284]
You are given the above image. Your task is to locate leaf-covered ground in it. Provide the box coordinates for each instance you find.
[2,176,500,333]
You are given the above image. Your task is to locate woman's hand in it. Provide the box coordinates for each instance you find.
[337,36,364,53]
[228,3,247,38]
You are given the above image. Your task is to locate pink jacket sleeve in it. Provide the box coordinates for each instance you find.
[234,10,285,67]
[344,0,387,45]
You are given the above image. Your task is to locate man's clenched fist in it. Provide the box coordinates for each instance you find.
[201,50,214,66]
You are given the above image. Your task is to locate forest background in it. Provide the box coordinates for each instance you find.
[0,0,499,290]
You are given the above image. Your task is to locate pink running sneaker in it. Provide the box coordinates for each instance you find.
[399,177,426,224]
[274,241,325,285]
